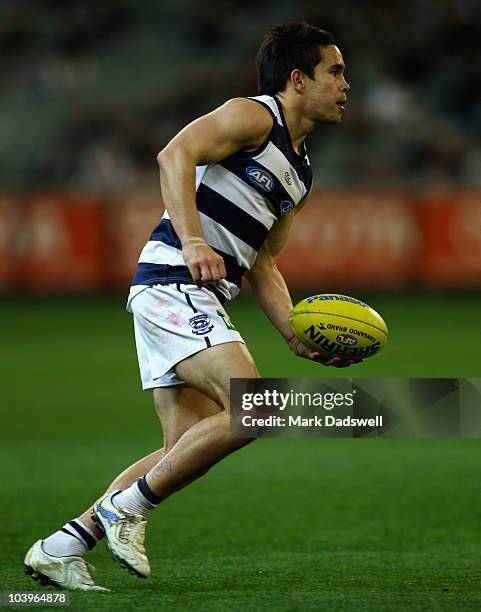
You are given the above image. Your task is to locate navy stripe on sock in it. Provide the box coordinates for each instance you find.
[60,527,84,546]
[138,476,161,506]
[67,520,96,550]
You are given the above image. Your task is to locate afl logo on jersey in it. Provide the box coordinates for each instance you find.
[246,166,274,192]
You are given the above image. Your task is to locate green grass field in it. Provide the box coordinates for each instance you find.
[1,293,480,611]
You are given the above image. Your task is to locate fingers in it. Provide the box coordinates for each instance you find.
[288,336,320,360]
[183,245,226,285]
[190,264,202,286]
[314,356,345,367]
[312,354,363,368]
[331,358,354,368]
[200,260,226,286]
[318,357,362,368]
[287,335,364,369]
[198,261,225,285]
[318,356,342,366]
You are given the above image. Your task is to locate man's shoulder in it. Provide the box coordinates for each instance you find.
[219,97,274,123]
[208,97,274,149]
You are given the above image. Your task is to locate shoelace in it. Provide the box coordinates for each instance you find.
[117,514,145,549]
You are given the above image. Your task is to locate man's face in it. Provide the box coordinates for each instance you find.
[304,45,349,124]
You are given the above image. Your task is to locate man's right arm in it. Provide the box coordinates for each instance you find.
[156,98,273,285]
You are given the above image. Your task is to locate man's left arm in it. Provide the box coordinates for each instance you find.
[245,208,299,336]
[246,204,355,367]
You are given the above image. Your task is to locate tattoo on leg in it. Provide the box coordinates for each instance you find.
[151,459,172,477]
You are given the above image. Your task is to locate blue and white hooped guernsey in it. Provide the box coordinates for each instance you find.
[129,95,313,304]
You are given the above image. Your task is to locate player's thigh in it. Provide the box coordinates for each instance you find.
[153,385,221,450]
[174,341,260,411]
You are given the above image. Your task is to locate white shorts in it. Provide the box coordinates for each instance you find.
[127,284,245,390]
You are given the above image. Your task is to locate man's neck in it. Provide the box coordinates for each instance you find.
[275,92,314,154]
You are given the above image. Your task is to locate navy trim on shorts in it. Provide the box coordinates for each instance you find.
[184,291,197,313]
[147,219,247,286]
[133,263,228,304]
[177,285,213,348]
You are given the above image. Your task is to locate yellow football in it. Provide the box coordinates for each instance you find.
[289,294,388,360]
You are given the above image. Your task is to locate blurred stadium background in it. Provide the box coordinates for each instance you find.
[1,1,480,609]
[1,0,481,293]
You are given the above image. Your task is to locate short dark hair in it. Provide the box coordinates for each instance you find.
[256,22,337,95]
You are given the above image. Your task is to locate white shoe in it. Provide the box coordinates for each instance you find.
[91,491,150,578]
[24,540,110,592]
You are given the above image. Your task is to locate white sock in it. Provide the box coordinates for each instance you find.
[42,519,98,557]
[113,478,158,519]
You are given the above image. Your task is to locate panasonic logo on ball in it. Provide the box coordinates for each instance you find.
[306,295,369,307]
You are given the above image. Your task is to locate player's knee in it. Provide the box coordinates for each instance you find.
[245,362,261,379]
[219,363,260,409]
[162,433,179,453]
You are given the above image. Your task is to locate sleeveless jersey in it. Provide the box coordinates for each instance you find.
[130,95,313,303]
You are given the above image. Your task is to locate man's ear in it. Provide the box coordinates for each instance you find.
[290,68,305,93]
